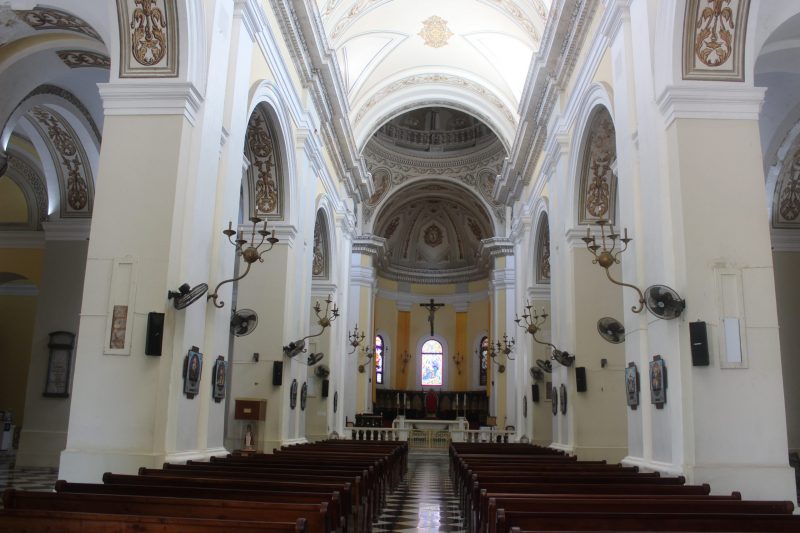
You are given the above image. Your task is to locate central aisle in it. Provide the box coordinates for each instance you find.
[373,450,465,533]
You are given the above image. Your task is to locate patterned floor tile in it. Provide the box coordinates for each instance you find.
[373,450,466,533]
[0,453,58,509]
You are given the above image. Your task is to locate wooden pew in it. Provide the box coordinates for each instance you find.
[0,508,307,532]
[3,488,329,533]
[56,480,344,532]
[496,509,800,532]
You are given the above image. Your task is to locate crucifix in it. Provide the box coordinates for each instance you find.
[420,298,445,336]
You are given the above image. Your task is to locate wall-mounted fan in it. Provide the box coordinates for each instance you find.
[644,284,685,320]
[552,349,575,367]
[167,283,208,310]
[314,364,330,379]
[306,352,324,366]
[230,308,258,337]
[536,359,552,374]
[284,339,306,358]
[597,316,625,344]
[530,367,544,381]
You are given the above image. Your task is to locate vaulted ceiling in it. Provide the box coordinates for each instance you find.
[314,0,552,149]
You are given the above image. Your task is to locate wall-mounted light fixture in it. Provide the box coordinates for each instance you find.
[515,301,575,367]
[283,295,339,358]
[452,352,464,374]
[581,220,645,313]
[208,218,279,308]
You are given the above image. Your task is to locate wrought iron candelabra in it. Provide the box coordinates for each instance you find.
[347,324,366,355]
[283,295,339,358]
[581,220,645,313]
[515,301,575,367]
[357,344,374,373]
[207,217,279,308]
[452,352,464,374]
[400,350,413,374]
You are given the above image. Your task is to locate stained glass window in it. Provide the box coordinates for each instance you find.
[421,339,443,386]
[375,335,384,384]
[479,336,488,386]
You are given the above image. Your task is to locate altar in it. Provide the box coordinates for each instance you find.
[391,416,468,433]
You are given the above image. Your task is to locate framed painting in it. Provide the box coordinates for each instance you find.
[559,383,567,415]
[552,386,558,415]
[212,356,227,403]
[625,361,640,409]
[290,379,298,410]
[183,346,203,399]
[649,355,667,408]
[300,382,308,411]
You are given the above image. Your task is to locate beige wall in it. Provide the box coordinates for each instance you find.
[774,251,800,453]
[373,277,489,392]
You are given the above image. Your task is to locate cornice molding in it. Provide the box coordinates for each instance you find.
[490,267,516,290]
[269,0,368,201]
[0,230,45,248]
[234,0,268,40]
[527,285,551,301]
[0,283,39,297]
[244,222,298,248]
[311,281,338,295]
[350,264,376,288]
[98,82,204,126]
[43,219,91,240]
[352,234,387,257]
[657,85,766,128]
[496,0,599,204]
[376,288,488,308]
[377,264,489,285]
[771,228,800,253]
[480,237,515,258]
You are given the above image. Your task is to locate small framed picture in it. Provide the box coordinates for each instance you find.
[43,331,75,398]
[625,362,640,409]
[551,386,558,416]
[300,382,308,411]
[290,379,298,410]
[649,355,667,408]
[212,356,227,403]
[183,347,203,399]
[559,383,567,415]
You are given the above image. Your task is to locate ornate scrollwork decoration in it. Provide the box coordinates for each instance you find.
[130,0,168,66]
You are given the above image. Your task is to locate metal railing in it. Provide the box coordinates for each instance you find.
[344,426,515,444]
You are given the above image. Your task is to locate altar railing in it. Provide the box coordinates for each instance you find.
[343,426,516,444]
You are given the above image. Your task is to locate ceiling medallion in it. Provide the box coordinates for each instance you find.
[424,224,443,247]
[419,16,453,48]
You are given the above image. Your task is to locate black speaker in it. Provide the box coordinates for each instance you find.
[322,379,329,398]
[575,366,587,392]
[690,321,710,366]
[531,383,540,403]
[145,312,164,356]
[272,361,283,386]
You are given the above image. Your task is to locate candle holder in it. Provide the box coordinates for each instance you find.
[283,295,339,358]
[400,350,413,373]
[452,352,464,374]
[347,324,366,355]
[208,217,279,308]
[357,344,374,373]
[581,220,645,313]
[515,301,575,367]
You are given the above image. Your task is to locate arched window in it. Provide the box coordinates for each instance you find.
[421,339,443,386]
[374,335,384,385]
[479,336,488,386]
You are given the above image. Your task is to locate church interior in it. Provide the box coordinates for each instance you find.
[3,0,800,530]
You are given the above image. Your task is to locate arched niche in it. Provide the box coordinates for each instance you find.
[575,106,617,227]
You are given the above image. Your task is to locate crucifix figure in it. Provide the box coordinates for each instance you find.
[420,298,445,336]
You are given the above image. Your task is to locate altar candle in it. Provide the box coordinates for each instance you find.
[396,393,400,406]
[455,394,458,409]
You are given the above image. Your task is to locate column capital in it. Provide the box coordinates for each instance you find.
[657,85,766,128]
[352,234,387,258]
[43,219,91,241]
[98,82,204,126]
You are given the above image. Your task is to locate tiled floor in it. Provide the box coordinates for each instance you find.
[0,453,58,508]
[373,450,465,533]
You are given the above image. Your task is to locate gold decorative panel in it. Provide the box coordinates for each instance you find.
[419,16,453,48]
[682,0,749,81]
[17,7,102,41]
[536,216,550,284]
[312,211,329,278]
[57,50,111,69]
[28,106,93,218]
[773,148,800,229]
[578,107,617,225]
[116,0,178,78]
[245,106,283,220]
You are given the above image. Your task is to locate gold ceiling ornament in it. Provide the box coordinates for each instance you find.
[418,16,454,48]
[581,220,645,314]
[207,218,279,308]
[130,0,168,66]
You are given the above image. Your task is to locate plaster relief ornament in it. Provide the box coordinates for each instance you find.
[424,224,443,247]
[778,150,800,223]
[419,16,453,48]
[695,0,736,67]
[130,0,168,66]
